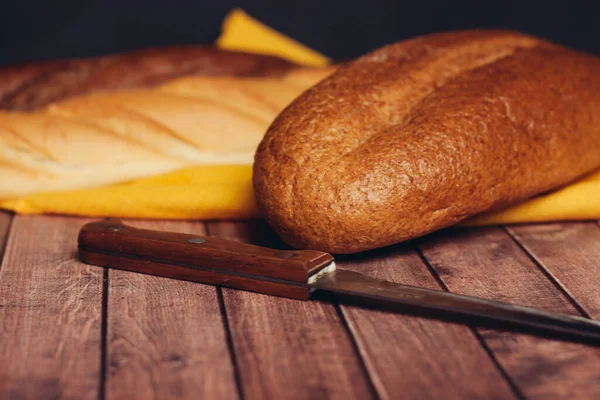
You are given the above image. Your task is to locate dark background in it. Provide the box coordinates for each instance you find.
[0,0,598,66]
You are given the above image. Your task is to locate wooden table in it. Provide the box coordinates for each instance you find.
[1,211,600,399]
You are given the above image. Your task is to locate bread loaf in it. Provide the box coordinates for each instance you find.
[0,66,334,199]
[253,30,600,254]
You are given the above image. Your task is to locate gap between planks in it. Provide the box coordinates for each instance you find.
[99,267,109,400]
[214,285,245,400]
[329,299,381,400]
[334,242,519,400]
[503,225,592,318]
[507,221,600,318]
[0,212,13,268]
[0,215,104,400]
[412,246,525,400]
[206,220,375,400]
[102,220,239,400]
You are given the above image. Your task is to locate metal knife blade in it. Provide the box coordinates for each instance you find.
[312,269,600,342]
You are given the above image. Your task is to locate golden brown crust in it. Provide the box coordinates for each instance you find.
[0,46,296,111]
[253,30,600,254]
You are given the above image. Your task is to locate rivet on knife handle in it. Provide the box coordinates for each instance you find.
[77,220,335,300]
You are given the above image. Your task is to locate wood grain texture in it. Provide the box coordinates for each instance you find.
[507,222,600,317]
[419,226,600,400]
[207,220,374,400]
[0,211,11,263]
[105,220,239,400]
[0,216,103,400]
[336,245,518,400]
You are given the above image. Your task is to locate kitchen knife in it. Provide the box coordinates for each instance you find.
[78,220,600,343]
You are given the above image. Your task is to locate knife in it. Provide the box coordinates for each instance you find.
[78,220,600,343]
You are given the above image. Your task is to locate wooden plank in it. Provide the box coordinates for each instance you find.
[0,211,11,263]
[419,226,600,399]
[337,245,519,400]
[507,222,600,317]
[105,220,239,400]
[207,220,374,400]
[0,216,103,400]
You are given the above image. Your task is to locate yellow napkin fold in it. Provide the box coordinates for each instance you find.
[462,170,600,226]
[216,8,331,67]
[1,8,599,226]
[1,166,259,219]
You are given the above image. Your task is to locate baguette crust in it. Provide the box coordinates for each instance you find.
[0,46,295,111]
[0,46,334,200]
[0,63,334,199]
[253,30,600,254]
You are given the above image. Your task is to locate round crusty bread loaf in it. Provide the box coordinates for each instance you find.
[253,30,600,254]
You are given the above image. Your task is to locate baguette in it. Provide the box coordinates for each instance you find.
[0,66,335,199]
[0,46,296,111]
[253,30,600,254]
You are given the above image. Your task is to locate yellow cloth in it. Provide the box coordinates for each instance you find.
[461,170,600,226]
[2,166,259,219]
[1,8,599,225]
[216,9,331,67]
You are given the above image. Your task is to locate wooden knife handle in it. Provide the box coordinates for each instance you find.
[77,220,335,299]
